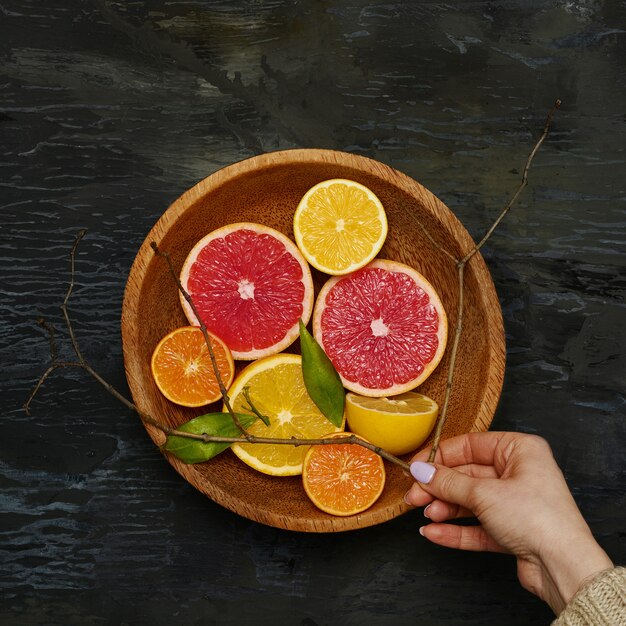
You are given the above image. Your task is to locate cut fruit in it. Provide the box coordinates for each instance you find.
[227,354,344,476]
[345,392,439,455]
[180,223,314,360]
[302,433,386,516]
[293,179,388,275]
[151,326,234,407]
[313,259,448,397]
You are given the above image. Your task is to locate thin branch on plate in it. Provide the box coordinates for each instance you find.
[150,242,411,470]
[149,242,251,440]
[25,233,410,470]
[426,99,561,462]
[25,100,559,478]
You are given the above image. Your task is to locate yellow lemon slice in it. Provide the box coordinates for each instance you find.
[345,391,439,456]
[293,179,388,275]
[227,354,344,476]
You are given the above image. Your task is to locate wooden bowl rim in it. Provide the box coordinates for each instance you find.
[121,148,505,532]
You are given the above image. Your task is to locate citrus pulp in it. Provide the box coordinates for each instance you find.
[302,433,386,516]
[150,326,234,407]
[227,354,344,476]
[180,223,314,360]
[293,179,388,275]
[313,259,448,396]
[345,391,439,455]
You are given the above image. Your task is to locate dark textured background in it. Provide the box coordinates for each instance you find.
[1,1,625,624]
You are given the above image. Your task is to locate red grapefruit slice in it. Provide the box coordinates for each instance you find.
[313,259,448,397]
[180,223,314,360]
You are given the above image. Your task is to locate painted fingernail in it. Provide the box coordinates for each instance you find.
[423,503,432,519]
[410,461,436,484]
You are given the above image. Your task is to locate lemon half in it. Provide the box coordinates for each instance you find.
[345,391,439,455]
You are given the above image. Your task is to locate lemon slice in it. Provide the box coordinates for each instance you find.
[345,391,439,455]
[227,354,344,476]
[293,179,388,275]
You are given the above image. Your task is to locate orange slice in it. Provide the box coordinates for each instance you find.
[151,326,234,407]
[302,433,386,516]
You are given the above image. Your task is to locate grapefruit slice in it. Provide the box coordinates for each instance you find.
[302,433,386,516]
[313,259,448,397]
[180,223,314,360]
[150,326,234,407]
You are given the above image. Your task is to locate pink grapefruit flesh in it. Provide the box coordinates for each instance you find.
[313,259,448,396]
[180,223,314,360]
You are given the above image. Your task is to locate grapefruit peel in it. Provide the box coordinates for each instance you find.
[179,222,314,360]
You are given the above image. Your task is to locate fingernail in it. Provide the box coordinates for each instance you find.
[410,461,436,484]
[403,491,412,505]
[419,526,425,536]
[423,503,432,519]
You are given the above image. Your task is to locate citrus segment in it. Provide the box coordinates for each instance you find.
[150,326,234,407]
[345,392,439,455]
[293,179,388,275]
[227,354,343,476]
[313,259,448,397]
[180,223,314,360]
[302,433,385,516]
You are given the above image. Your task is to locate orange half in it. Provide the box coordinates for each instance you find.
[302,433,386,516]
[150,326,234,407]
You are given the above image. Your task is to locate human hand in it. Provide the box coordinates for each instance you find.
[405,432,613,615]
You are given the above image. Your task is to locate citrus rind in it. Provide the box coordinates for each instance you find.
[293,179,388,275]
[179,222,314,360]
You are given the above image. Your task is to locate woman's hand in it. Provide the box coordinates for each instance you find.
[405,432,613,615]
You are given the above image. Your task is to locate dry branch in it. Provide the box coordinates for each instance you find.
[25,100,560,478]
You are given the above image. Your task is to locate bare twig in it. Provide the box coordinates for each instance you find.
[149,242,251,440]
[25,100,559,482]
[25,232,410,470]
[427,99,561,462]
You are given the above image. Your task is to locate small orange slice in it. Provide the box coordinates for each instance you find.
[151,326,234,407]
[302,433,386,516]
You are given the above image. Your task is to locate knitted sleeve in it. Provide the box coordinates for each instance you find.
[552,566,626,625]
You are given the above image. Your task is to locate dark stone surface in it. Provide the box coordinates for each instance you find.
[1,1,624,624]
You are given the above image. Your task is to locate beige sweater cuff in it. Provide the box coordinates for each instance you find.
[552,566,626,625]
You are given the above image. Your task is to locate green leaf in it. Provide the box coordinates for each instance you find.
[162,412,257,464]
[299,319,345,428]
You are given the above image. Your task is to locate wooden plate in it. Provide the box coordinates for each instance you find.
[121,149,505,532]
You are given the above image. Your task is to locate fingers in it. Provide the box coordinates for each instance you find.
[420,523,507,553]
[404,462,497,506]
[410,431,517,469]
[410,462,484,510]
[423,500,473,522]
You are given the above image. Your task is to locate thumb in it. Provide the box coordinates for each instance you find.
[410,461,480,509]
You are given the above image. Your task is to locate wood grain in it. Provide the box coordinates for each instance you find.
[121,149,505,532]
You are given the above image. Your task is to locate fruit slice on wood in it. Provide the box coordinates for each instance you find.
[151,326,234,407]
[345,391,439,456]
[180,223,314,360]
[313,259,448,397]
[293,179,388,275]
[227,354,344,476]
[302,433,386,516]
